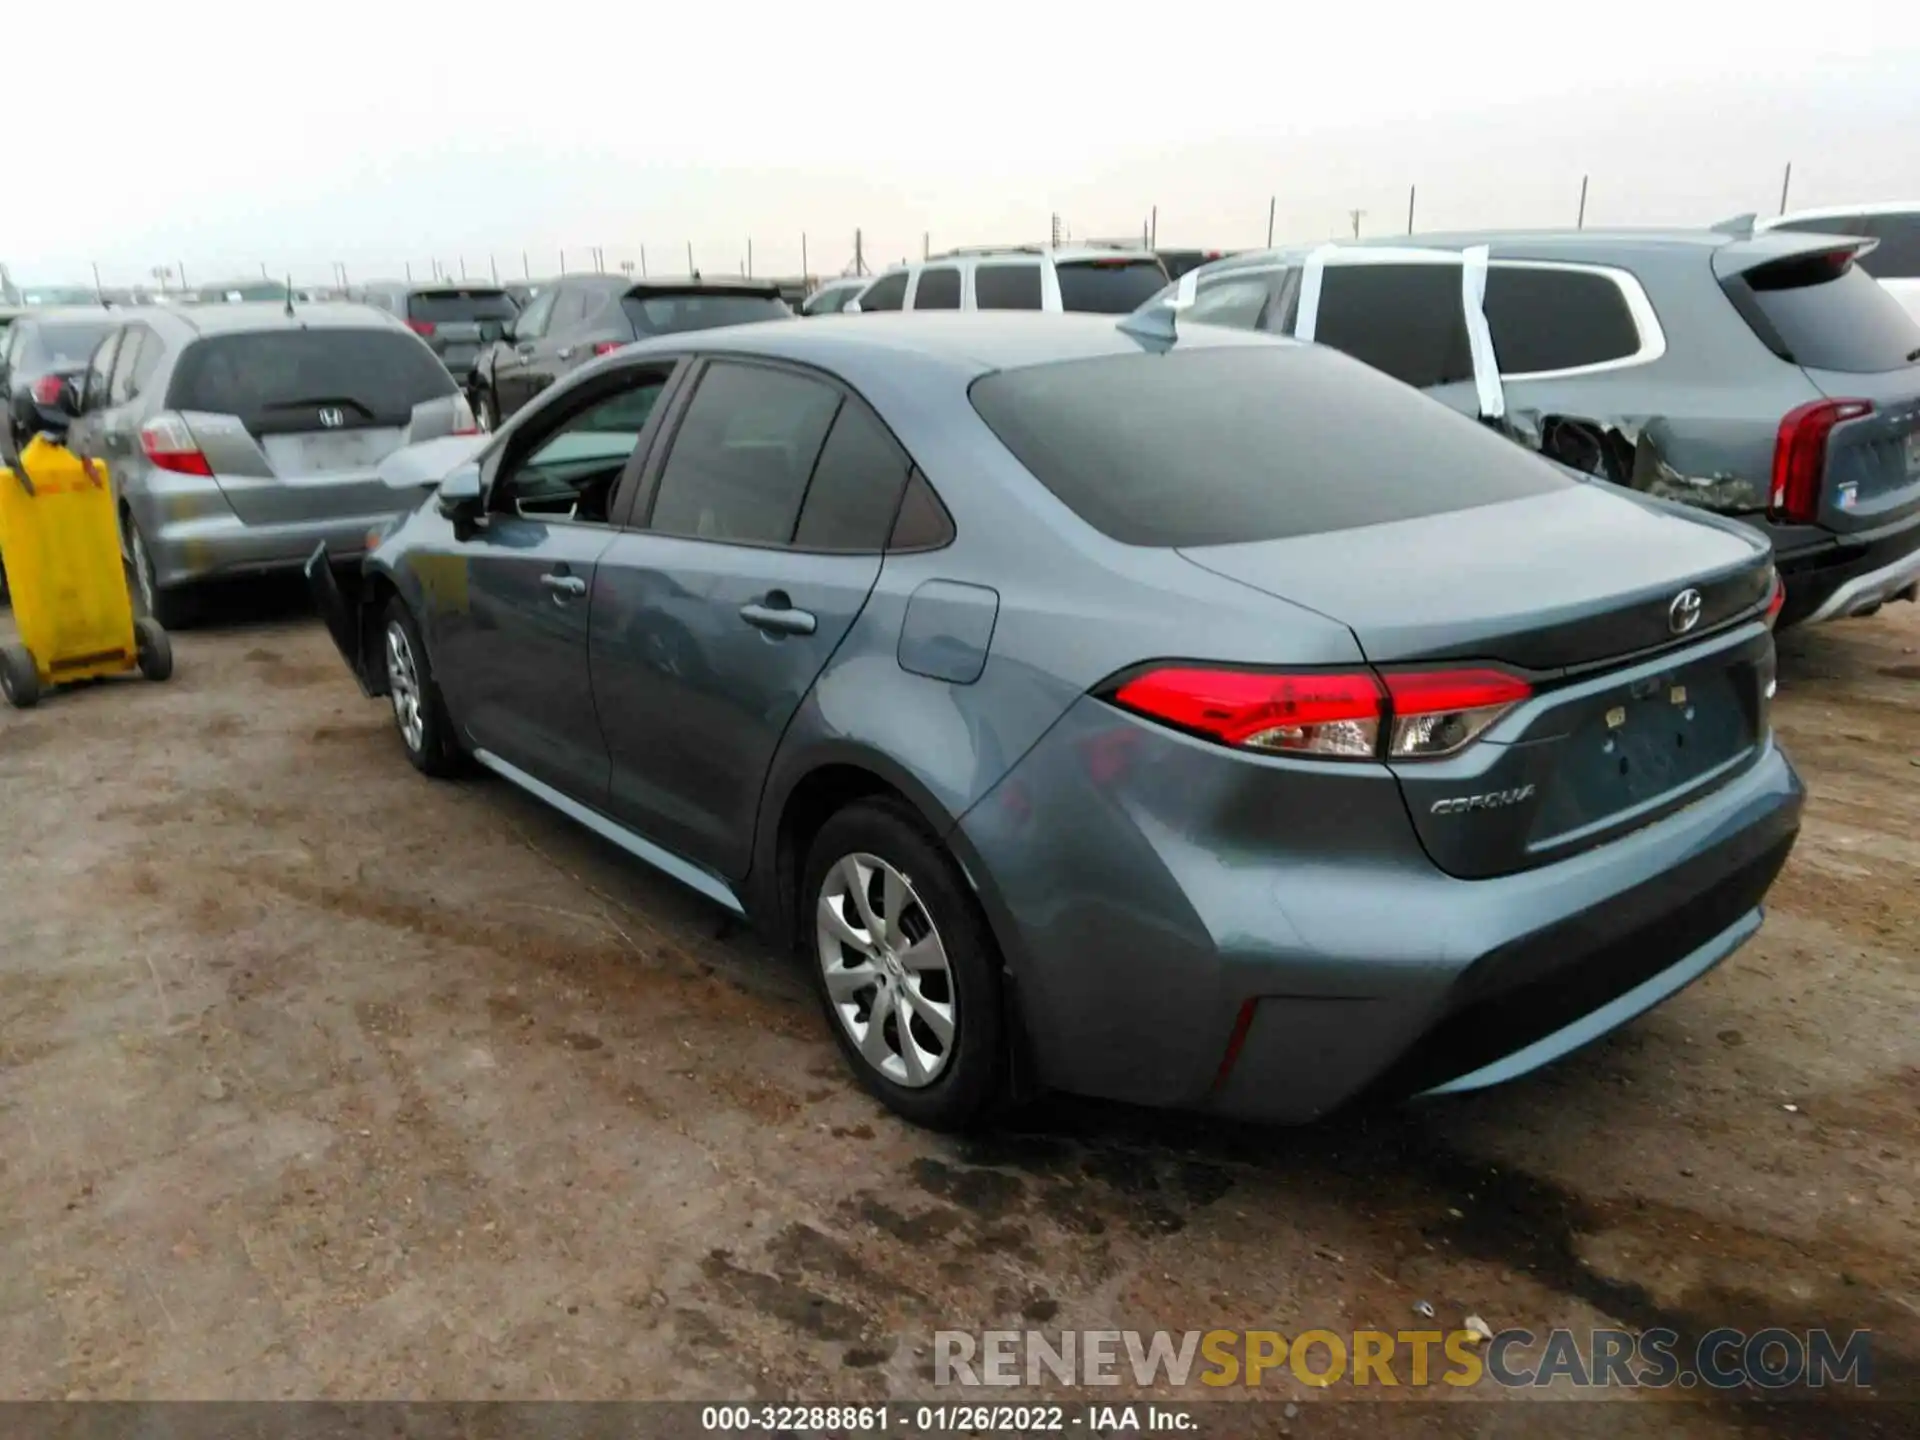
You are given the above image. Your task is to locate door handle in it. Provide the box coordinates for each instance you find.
[541,573,587,598]
[739,598,817,636]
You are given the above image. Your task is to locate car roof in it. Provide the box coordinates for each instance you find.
[121,301,405,338]
[1763,200,1920,225]
[632,309,1286,382]
[9,306,119,327]
[359,279,511,295]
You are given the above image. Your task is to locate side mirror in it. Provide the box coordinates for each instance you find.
[435,463,484,521]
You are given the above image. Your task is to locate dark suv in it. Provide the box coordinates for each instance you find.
[355,282,520,388]
[467,274,791,430]
[1155,229,1920,627]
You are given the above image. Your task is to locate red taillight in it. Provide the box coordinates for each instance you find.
[139,414,213,477]
[1765,573,1786,629]
[1770,398,1871,525]
[1109,665,1531,761]
[30,374,64,404]
[592,341,622,357]
[407,319,436,336]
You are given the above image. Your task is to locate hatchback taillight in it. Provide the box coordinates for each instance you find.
[139,413,213,476]
[592,341,622,357]
[1107,665,1531,761]
[1770,398,1871,524]
[30,374,65,405]
[1764,571,1786,629]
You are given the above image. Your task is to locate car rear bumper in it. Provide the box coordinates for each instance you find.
[136,501,395,591]
[1776,510,1920,626]
[957,696,1804,1124]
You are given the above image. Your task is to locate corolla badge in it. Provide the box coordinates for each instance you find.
[1430,783,1537,816]
[1668,587,1704,635]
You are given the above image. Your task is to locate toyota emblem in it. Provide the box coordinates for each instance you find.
[1668,587,1704,635]
[318,407,345,429]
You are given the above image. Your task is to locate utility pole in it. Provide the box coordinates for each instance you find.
[1267,197,1276,247]
[260,261,270,280]
[489,254,498,283]
[177,261,188,290]
[405,261,413,282]
[559,249,567,274]
[459,255,467,279]
[747,238,753,277]
[522,251,530,279]
[1050,213,1062,247]
[801,232,809,281]
[640,244,648,277]
[854,228,866,275]
[1348,209,1365,239]
[1407,185,1417,235]
[1779,161,1793,215]
[92,262,104,304]
[1577,174,1589,229]
[687,241,695,275]
[1150,205,1158,248]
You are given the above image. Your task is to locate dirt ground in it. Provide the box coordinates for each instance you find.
[1,585,1916,1438]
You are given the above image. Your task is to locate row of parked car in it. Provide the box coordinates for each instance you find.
[2,202,1915,1135]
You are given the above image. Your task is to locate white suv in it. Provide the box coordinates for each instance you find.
[846,245,1169,316]
[1757,202,1920,322]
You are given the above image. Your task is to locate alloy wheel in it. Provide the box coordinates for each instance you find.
[385,620,425,753]
[815,852,957,1088]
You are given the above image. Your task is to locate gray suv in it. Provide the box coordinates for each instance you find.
[353,282,520,383]
[66,303,475,624]
[1152,229,1920,628]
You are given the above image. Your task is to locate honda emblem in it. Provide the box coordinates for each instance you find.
[318,407,345,429]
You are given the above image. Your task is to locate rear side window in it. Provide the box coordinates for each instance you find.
[858,273,908,311]
[1054,259,1170,314]
[793,398,912,551]
[167,329,456,430]
[407,289,517,324]
[549,288,590,333]
[620,292,789,335]
[1483,267,1643,374]
[649,362,841,545]
[913,268,961,310]
[969,345,1569,548]
[1731,251,1920,374]
[1187,274,1276,329]
[1313,264,1473,388]
[1858,214,1920,280]
[974,265,1042,311]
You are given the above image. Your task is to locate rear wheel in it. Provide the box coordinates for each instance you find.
[475,386,500,433]
[125,520,192,629]
[802,799,1006,1130]
[0,642,39,709]
[134,617,173,681]
[381,597,462,777]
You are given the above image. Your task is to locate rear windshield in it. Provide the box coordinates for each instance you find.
[1054,259,1171,314]
[21,321,114,369]
[1731,251,1920,374]
[407,289,518,323]
[168,329,456,430]
[969,344,1570,548]
[621,292,790,336]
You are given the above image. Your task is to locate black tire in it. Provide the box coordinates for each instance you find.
[474,385,501,433]
[379,597,463,777]
[801,798,1006,1130]
[124,519,192,629]
[0,641,39,709]
[134,616,173,681]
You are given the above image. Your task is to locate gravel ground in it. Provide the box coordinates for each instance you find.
[2,588,1916,1438]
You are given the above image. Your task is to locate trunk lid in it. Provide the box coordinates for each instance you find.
[1715,235,1920,535]
[1181,486,1779,878]
[405,288,517,376]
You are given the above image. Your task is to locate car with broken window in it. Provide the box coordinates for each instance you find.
[1146,229,1920,628]
[62,302,475,625]
[305,309,1801,1132]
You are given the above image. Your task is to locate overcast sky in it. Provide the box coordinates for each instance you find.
[7,0,1919,287]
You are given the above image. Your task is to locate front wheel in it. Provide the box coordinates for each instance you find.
[474,386,500,433]
[380,598,462,777]
[134,616,173,681]
[802,799,1006,1130]
[0,642,40,709]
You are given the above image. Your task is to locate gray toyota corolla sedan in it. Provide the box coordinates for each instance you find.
[307,311,1805,1131]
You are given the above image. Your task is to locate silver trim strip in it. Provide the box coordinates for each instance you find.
[471,748,746,915]
[1803,543,1920,624]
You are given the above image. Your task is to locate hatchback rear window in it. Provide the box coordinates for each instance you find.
[407,289,518,324]
[969,344,1570,548]
[621,291,789,336]
[167,329,456,431]
[1054,259,1170,314]
[1730,250,1920,374]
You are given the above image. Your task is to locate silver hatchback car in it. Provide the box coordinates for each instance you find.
[66,302,475,624]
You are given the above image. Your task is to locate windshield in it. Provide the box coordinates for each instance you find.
[1054,259,1171,314]
[621,292,790,336]
[970,344,1568,548]
[408,289,518,324]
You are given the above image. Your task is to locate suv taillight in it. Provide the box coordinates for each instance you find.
[592,341,622,357]
[1770,398,1871,524]
[407,319,436,337]
[1107,665,1531,761]
[30,374,65,405]
[139,413,213,476]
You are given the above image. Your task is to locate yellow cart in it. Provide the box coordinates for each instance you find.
[0,435,171,709]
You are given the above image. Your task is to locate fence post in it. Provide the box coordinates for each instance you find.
[1577,175,1589,229]
[1267,197,1275,247]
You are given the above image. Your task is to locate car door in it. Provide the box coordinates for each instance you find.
[65,329,124,460]
[495,288,557,417]
[88,324,158,474]
[526,285,589,397]
[426,359,683,804]
[590,357,903,878]
[1289,244,1505,425]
